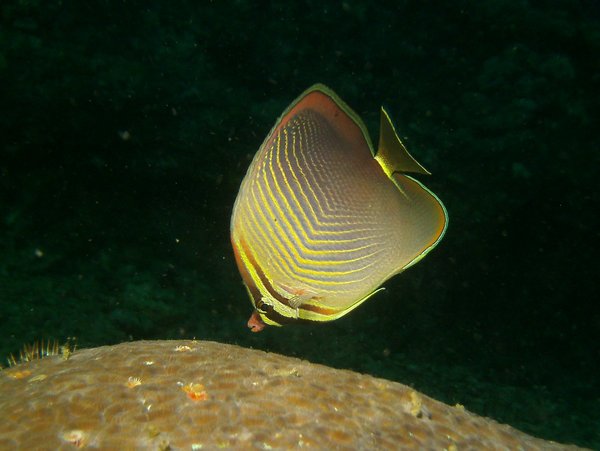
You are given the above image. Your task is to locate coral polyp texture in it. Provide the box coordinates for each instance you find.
[0,340,582,450]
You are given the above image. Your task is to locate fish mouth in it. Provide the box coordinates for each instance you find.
[247,310,266,333]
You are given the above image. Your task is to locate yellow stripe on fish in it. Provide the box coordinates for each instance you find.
[231,84,448,332]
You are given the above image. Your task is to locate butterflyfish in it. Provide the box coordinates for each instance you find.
[231,84,448,332]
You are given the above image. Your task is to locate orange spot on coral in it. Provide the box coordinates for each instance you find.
[182,383,208,401]
[7,370,31,379]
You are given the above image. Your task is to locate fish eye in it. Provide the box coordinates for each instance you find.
[258,303,274,314]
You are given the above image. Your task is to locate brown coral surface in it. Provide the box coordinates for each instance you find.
[0,340,584,450]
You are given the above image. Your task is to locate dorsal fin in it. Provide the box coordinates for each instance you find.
[375,107,430,177]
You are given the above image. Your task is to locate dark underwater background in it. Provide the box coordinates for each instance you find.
[1,0,599,448]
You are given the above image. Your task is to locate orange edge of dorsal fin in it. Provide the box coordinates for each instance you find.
[265,83,374,154]
[375,107,431,178]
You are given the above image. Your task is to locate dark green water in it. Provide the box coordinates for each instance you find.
[1,1,598,448]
